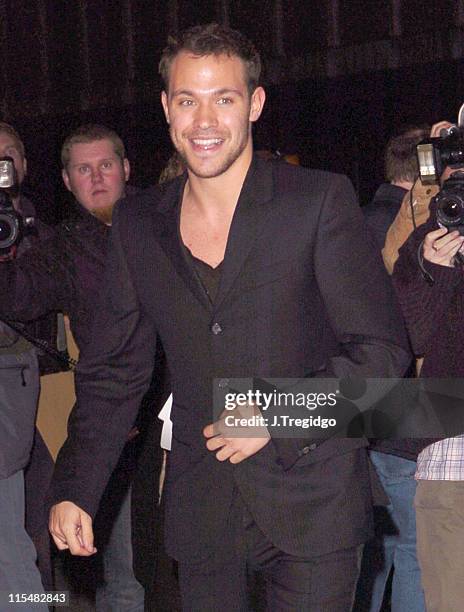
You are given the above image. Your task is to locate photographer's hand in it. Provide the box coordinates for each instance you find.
[430,121,454,138]
[423,227,464,267]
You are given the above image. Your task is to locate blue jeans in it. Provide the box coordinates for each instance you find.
[357,451,425,612]
[95,486,144,612]
[0,470,46,611]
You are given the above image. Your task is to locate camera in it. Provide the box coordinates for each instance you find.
[0,156,35,256]
[434,170,464,234]
[417,126,464,184]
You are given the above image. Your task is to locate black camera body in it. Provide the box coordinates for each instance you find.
[0,156,35,256]
[417,126,464,184]
[434,170,464,235]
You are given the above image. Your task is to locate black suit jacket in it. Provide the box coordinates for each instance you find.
[51,158,410,563]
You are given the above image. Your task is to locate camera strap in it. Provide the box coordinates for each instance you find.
[0,317,77,370]
[408,177,420,232]
[417,240,435,286]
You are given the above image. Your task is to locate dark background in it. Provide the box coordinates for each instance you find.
[2,0,463,223]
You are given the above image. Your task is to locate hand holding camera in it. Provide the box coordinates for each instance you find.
[423,226,464,268]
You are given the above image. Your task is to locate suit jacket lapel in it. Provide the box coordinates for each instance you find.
[153,158,275,313]
[154,176,213,312]
[214,157,274,312]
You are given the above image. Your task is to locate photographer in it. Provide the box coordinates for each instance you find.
[392,122,464,611]
[382,122,453,274]
[0,125,159,611]
[0,122,51,605]
[363,125,429,249]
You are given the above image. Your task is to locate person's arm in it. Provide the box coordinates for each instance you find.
[269,174,411,469]
[0,230,71,321]
[392,216,463,356]
[204,174,411,470]
[48,201,159,554]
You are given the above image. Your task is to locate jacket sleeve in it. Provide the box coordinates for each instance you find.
[49,203,159,518]
[0,230,72,321]
[392,213,461,356]
[271,174,411,469]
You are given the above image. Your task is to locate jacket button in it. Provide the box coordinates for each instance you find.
[309,443,317,450]
[301,446,310,455]
[217,378,229,388]
[211,322,222,335]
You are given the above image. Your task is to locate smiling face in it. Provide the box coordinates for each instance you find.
[62,138,130,223]
[161,52,265,181]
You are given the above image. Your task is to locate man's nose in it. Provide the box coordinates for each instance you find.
[194,102,218,130]
[90,168,103,182]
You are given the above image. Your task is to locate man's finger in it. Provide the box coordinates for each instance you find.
[423,227,448,247]
[51,534,69,551]
[206,435,226,451]
[229,451,246,464]
[437,237,464,257]
[61,522,90,555]
[203,423,216,438]
[80,514,96,553]
[215,445,236,462]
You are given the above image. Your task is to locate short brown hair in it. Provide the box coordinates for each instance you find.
[385,126,430,183]
[159,22,261,95]
[61,124,126,169]
[159,151,185,184]
[0,122,25,158]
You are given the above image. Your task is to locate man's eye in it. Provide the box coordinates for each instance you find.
[102,161,112,169]
[78,166,90,174]
[180,99,194,106]
[217,97,232,105]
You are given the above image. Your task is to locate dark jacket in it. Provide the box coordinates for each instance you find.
[2,208,109,349]
[50,158,410,564]
[0,195,52,478]
[364,185,432,460]
[392,201,461,439]
[0,195,63,373]
[393,203,464,377]
[363,183,408,248]
[0,199,166,589]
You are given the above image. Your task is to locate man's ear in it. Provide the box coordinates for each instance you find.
[161,91,170,124]
[123,158,130,182]
[249,87,266,123]
[62,168,72,192]
[22,157,28,176]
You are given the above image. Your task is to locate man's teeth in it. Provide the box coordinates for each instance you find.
[192,138,222,146]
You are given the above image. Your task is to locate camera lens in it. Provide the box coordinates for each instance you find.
[441,198,463,220]
[0,213,18,248]
[450,148,464,164]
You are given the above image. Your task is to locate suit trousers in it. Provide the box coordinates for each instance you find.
[177,491,362,612]
[415,480,464,612]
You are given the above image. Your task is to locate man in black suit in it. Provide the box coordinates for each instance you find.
[49,23,410,611]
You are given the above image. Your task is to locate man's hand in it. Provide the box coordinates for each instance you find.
[203,403,270,464]
[49,501,97,556]
[423,227,464,267]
